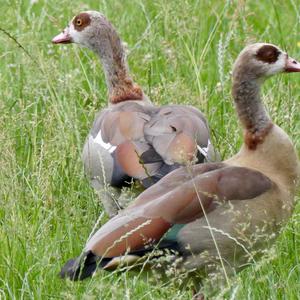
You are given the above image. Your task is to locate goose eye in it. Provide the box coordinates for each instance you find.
[73,13,91,31]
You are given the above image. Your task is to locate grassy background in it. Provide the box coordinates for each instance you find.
[0,0,300,299]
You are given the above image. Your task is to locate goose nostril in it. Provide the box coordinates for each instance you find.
[293,60,297,64]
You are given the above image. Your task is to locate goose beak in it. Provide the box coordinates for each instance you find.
[52,29,72,44]
[285,56,300,72]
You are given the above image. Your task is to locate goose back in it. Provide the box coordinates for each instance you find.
[82,100,216,190]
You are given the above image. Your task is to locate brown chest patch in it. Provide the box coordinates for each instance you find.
[244,122,273,150]
[73,13,91,31]
[110,84,143,104]
[256,45,280,64]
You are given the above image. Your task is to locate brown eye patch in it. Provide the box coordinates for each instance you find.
[73,13,91,31]
[256,45,281,64]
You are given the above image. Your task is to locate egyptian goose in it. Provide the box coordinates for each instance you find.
[52,11,217,217]
[60,43,300,282]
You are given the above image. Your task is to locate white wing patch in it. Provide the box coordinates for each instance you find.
[197,139,211,158]
[93,130,116,154]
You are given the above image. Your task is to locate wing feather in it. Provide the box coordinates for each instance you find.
[84,164,273,258]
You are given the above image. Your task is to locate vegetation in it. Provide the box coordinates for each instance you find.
[0,0,299,298]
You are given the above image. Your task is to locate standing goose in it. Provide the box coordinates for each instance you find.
[60,43,300,281]
[52,11,217,217]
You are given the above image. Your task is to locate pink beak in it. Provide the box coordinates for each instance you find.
[285,56,300,72]
[52,30,72,44]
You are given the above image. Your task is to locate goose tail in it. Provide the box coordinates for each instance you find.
[60,251,109,281]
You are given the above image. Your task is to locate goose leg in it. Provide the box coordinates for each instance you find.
[90,178,121,217]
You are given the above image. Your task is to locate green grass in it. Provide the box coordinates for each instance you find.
[0,0,300,299]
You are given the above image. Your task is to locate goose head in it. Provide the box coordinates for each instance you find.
[232,43,300,150]
[52,11,117,51]
[52,11,145,104]
[233,43,300,81]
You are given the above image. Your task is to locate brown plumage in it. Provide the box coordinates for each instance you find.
[59,43,300,285]
[52,11,217,217]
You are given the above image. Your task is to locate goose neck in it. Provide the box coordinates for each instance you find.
[232,73,272,150]
[93,34,143,104]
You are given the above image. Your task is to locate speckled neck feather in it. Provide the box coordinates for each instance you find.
[88,18,143,104]
[232,69,273,150]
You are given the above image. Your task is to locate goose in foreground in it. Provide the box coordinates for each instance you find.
[60,43,300,282]
[52,11,217,217]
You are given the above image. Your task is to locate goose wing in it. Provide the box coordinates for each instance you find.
[143,105,216,165]
[84,163,273,258]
